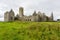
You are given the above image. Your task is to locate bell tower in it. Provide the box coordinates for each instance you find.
[19,7,24,17]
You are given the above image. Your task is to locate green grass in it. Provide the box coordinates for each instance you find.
[0,21,60,40]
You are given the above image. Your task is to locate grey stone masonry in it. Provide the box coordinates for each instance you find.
[4,7,54,22]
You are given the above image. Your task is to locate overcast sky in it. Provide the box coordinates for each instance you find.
[0,0,60,21]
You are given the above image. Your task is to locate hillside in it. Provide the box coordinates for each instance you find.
[0,21,60,40]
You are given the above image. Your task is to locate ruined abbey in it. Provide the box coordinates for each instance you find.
[4,7,54,22]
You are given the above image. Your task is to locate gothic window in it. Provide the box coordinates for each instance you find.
[29,19,31,21]
[11,17,13,20]
[28,19,29,21]
[25,19,31,21]
[26,19,27,21]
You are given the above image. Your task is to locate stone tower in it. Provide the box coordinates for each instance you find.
[42,13,47,21]
[4,9,15,21]
[37,11,42,21]
[19,7,24,17]
[4,11,9,21]
[32,11,38,22]
[33,11,36,16]
[9,9,15,21]
[51,12,53,21]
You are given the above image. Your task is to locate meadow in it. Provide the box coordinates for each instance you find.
[0,21,60,40]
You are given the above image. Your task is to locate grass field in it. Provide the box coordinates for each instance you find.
[0,21,60,40]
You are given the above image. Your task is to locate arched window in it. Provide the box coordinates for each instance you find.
[28,19,29,21]
[11,17,13,20]
[30,19,31,21]
[25,19,27,21]
[25,19,31,21]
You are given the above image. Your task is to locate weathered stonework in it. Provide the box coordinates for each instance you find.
[4,9,15,21]
[4,7,54,22]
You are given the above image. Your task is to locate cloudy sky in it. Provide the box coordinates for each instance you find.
[0,0,60,21]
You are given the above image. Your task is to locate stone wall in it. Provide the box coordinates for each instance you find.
[4,7,54,22]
